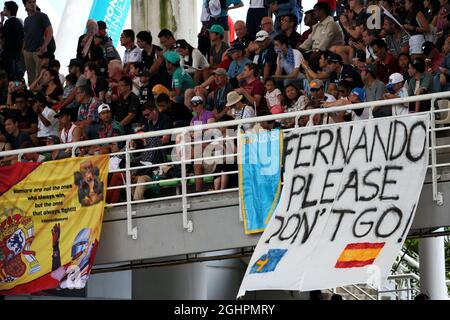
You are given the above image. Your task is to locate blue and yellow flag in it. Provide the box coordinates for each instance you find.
[239,130,283,235]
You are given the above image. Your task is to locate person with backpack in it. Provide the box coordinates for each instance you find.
[202,0,244,44]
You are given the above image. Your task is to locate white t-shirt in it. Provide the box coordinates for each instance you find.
[250,0,265,8]
[123,46,143,65]
[234,105,256,132]
[392,86,409,116]
[265,89,282,108]
[277,49,304,79]
[38,107,59,138]
[180,49,210,75]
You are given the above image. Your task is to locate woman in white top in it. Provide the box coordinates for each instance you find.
[225,91,255,132]
[273,34,305,87]
[175,39,210,85]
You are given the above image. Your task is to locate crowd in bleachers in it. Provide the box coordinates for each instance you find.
[1,0,450,202]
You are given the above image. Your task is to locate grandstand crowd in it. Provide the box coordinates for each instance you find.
[0,0,449,202]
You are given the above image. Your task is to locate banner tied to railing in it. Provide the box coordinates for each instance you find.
[0,155,109,296]
[238,114,429,297]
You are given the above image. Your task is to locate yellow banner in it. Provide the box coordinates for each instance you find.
[0,155,109,295]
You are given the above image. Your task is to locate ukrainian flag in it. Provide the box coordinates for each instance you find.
[239,130,283,235]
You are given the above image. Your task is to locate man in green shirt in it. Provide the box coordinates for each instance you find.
[163,51,195,104]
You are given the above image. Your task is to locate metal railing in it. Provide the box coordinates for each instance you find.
[2,92,450,240]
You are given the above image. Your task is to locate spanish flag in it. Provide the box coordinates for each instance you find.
[335,243,385,269]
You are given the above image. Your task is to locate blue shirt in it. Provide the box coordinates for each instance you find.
[228,58,252,79]
[220,0,243,17]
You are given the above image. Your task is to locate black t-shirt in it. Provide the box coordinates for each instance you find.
[162,102,193,128]
[113,92,140,133]
[281,31,302,49]
[1,17,24,59]
[143,112,173,132]
[89,77,109,99]
[257,44,277,76]
[329,64,364,88]
[233,33,256,48]
[138,83,153,105]
[5,131,33,150]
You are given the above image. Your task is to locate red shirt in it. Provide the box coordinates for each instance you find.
[242,78,265,98]
[376,53,400,84]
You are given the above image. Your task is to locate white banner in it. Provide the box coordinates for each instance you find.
[238,114,429,297]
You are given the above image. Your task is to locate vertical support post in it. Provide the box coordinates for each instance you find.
[418,229,449,300]
[180,130,193,232]
[430,99,444,205]
[125,139,138,240]
[237,125,244,222]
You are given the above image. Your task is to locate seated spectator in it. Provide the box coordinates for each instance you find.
[234,63,266,112]
[89,103,124,141]
[75,85,100,132]
[403,0,430,57]
[279,13,302,49]
[309,79,337,124]
[6,78,32,108]
[233,20,256,48]
[114,77,141,134]
[136,70,154,106]
[398,52,412,83]
[163,51,196,104]
[54,108,82,144]
[158,29,177,52]
[175,39,210,84]
[299,10,318,46]
[191,95,215,126]
[107,60,124,103]
[84,62,109,102]
[372,39,400,84]
[283,83,309,127]
[152,84,171,101]
[49,60,66,87]
[301,50,332,83]
[408,58,435,112]
[273,34,305,88]
[299,2,345,53]
[383,16,410,57]
[339,0,367,43]
[43,135,69,161]
[422,41,444,74]
[265,78,284,115]
[260,16,278,42]
[128,61,145,96]
[121,29,143,73]
[3,92,38,138]
[227,42,252,86]
[155,93,192,128]
[359,64,390,118]
[0,116,33,151]
[254,30,278,81]
[384,73,410,116]
[435,36,450,91]
[142,102,173,144]
[21,141,45,163]
[31,92,59,145]
[60,73,77,115]
[225,91,255,132]
[208,25,230,69]
[29,67,63,109]
[327,53,364,89]
[271,0,302,34]
[59,59,86,117]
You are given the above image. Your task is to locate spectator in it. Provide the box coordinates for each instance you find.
[5,91,38,138]
[75,84,99,130]
[340,0,367,42]
[0,116,33,151]
[0,1,24,80]
[158,29,176,52]
[300,2,345,53]
[279,13,302,49]
[22,0,55,85]
[270,0,302,34]
[234,20,256,48]
[422,41,444,73]
[49,60,66,87]
[298,9,318,46]
[227,42,252,85]
[273,34,305,88]
[142,102,173,143]
[225,91,255,132]
[76,19,99,64]
[163,51,195,104]
[309,79,337,124]
[254,30,278,81]
[372,39,400,84]
[29,67,63,109]
[84,62,109,103]
[114,77,140,134]
[359,64,390,118]
[208,24,230,68]
[207,68,234,120]
[246,0,268,37]
[87,104,124,142]
[383,16,410,57]
[152,84,171,100]
[435,36,450,91]
[175,39,210,84]
[327,52,364,89]
[398,52,412,82]
[136,70,153,106]
[54,107,82,144]
[31,91,58,144]
[156,93,192,128]
[42,135,68,161]
[121,29,142,73]
[384,73,410,116]
[260,16,278,42]
[408,58,435,112]
[265,77,284,114]
[403,0,430,57]
[235,63,266,112]
[208,0,244,44]
[301,50,332,83]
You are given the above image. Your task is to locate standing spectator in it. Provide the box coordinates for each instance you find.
[340,0,366,42]
[163,51,195,104]
[246,0,268,37]
[384,73,410,116]
[359,64,390,118]
[84,62,109,102]
[208,0,244,44]
[121,29,143,72]
[408,58,434,112]
[383,16,410,57]
[208,24,230,69]
[0,1,24,80]
[158,29,176,52]
[270,0,302,34]
[260,16,278,42]
[76,19,99,65]
[299,2,345,53]
[22,0,55,85]
[279,13,302,49]
[254,30,278,81]
[114,77,140,134]
[403,0,430,57]
[31,91,58,144]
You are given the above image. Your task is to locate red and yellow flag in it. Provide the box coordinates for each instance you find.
[335,243,385,269]
[0,155,109,295]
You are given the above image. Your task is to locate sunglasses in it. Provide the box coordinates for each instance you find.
[310,88,321,92]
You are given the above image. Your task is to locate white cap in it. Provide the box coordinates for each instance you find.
[190,96,204,104]
[388,73,404,85]
[255,30,270,42]
[98,103,111,114]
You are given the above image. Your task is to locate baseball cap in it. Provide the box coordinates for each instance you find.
[54,108,72,119]
[229,42,246,52]
[175,39,189,50]
[255,30,270,42]
[163,50,181,64]
[358,64,377,77]
[388,73,404,85]
[208,24,225,36]
[68,58,84,68]
[310,79,324,90]
[190,96,204,105]
[351,88,366,102]
[213,68,228,77]
[327,53,343,64]
[98,103,111,114]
